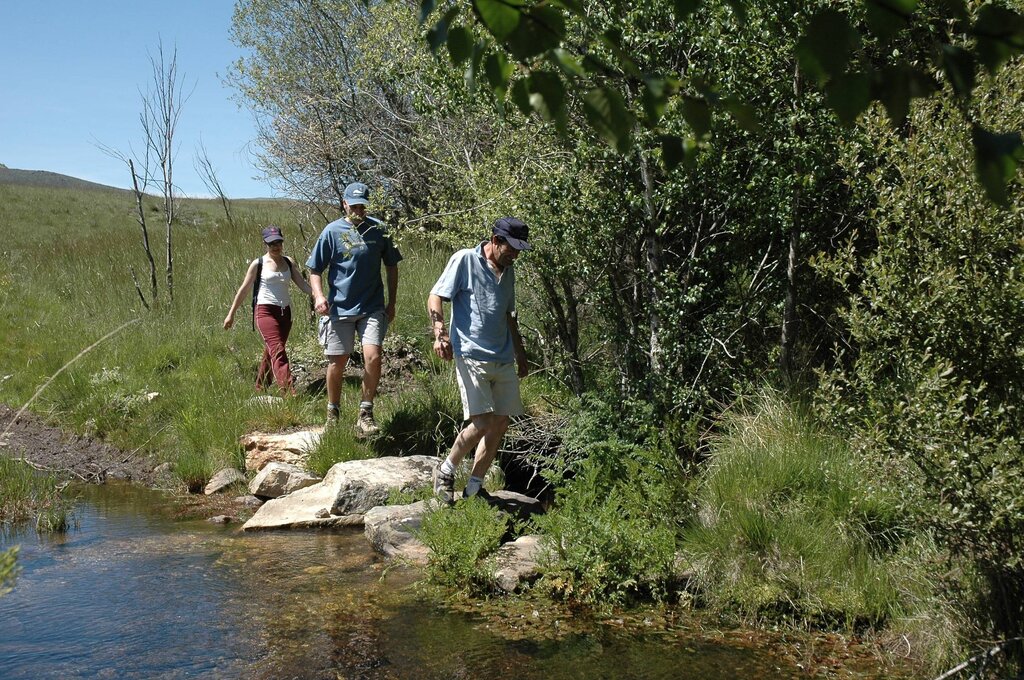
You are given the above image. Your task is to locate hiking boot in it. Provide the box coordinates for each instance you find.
[326,404,340,427]
[433,465,456,506]
[354,408,380,438]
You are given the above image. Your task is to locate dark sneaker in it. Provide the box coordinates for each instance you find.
[326,405,340,427]
[355,408,380,438]
[433,465,456,505]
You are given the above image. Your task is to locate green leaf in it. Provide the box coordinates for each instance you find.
[724,0,747,24]
[510,77,532,117]
[447,26,474,65]
[939,44,975,99]
[723,97,760,133]
[426,8,459,55]
[974,5,1024,74]
[473,0,523,41]
[583,86,634,154]
[506,5,565,61]
[865,0,917,42]
[972,124,1024,206]
[661,135,685,170]
[485,51,514,100]
[465,41,485,92]
[796,10,860,84]
[549,0,584,14]
[876,61,938,113]
[641,77,672,126]
[598,29,642,78]
[528,71,568,133]
[419,0,436,25]
[682,96,712,138]
[673,0,702,20]
[826,71,870,125]
[550,48,586,78]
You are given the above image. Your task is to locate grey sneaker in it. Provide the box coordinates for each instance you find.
[326,404,340,427]
[433,465,455,505]
[355,408,380,438]
[461,487,495,503]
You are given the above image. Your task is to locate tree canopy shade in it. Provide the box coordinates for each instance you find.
[421,0,1024,204]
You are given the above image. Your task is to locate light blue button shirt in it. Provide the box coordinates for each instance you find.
[306,216,402,318]
[430,242,517,363]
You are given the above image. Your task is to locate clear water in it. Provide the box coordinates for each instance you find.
[0,484,807,679]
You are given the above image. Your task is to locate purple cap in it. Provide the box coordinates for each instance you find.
[262,226,283,243]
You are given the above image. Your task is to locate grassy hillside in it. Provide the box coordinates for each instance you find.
[0,180,463,486]
[0,166,133,194]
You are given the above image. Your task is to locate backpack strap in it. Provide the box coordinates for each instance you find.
[251,257,263,330]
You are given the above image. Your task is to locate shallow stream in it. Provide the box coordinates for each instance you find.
[0,484,852,679]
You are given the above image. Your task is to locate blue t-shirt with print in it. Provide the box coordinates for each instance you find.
[306,216,403,318]
[430,242,517,363]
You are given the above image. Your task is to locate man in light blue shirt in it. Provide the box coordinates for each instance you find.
[427,217,530,503]
[307,182,402,436]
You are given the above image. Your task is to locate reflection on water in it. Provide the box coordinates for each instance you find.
[0,483,803,679]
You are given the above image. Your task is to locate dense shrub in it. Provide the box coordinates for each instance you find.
[816,69,1024,645]
[534,394,684,606]
[416,497,509,594]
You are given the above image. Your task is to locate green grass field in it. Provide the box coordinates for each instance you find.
[0,181,466,486]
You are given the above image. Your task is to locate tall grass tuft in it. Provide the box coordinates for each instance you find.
[681,392,941,633]
[0,547,17,597]
[0,457,75,532]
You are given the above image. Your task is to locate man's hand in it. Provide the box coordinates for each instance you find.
[433,337,453,361]
[314,295,329,316]
[386,301,396,323]
[223,314,235,330]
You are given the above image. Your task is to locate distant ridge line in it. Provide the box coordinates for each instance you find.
[0,166,129,194]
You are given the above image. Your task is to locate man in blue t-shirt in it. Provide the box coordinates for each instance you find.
[307,182,402,436]
[427,217,531,503]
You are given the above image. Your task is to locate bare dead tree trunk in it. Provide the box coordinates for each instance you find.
[195,140,234,227]
[128,159,158,306]
[780,64,803,381]
[141,40,192,303]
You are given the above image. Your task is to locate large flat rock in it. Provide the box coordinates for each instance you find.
[241,455,437,531]
[241,428,323,472]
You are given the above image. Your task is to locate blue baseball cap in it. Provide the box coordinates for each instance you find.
[343,182,370,206]
[262,226,283,243]
[493,217,531,251]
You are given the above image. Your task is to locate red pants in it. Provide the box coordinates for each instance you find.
[255,304,293,393]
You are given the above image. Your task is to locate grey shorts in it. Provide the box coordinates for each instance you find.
[455,356,524,420]
[317,311,387,356]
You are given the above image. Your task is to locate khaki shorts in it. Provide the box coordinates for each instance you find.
[455,356,524,420]
[318,311,387,356]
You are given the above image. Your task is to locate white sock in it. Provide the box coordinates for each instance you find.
[440,459,456,476]
[359,401,373,411]
[465,476,484,496]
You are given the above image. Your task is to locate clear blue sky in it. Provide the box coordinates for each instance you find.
[0,1,271,198]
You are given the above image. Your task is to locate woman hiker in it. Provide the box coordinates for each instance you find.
[223,226,314,395]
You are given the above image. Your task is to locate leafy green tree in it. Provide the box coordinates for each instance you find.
[423,0,1024,203]
[816,61,1024,641]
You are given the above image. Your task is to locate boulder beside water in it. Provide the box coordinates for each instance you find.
[241,455,436,531]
